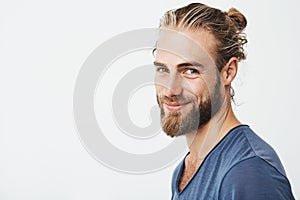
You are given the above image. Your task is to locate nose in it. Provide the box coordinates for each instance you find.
[164,72,183,97]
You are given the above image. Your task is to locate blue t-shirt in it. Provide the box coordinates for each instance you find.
[171,125,295,199]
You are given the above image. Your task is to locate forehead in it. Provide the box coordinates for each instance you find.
[155,28,217,67]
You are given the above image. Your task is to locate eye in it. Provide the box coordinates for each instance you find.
[184,68,199,75]
[156,67,169,73]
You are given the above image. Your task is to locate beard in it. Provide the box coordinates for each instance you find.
[157,78,222,137]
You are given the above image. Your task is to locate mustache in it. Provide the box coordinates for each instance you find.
[157,95,194,105]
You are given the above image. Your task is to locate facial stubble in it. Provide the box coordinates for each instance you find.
[158,78,222,137]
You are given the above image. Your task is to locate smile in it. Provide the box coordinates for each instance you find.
[164,102,190,111]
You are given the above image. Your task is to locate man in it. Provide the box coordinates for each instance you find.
[153,3,295,199]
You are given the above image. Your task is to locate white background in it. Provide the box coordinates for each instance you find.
[1,0,299,199]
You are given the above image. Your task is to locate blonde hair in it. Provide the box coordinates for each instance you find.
[159,3,248,71]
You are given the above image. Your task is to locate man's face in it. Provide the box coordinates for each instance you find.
[154,29,223,137]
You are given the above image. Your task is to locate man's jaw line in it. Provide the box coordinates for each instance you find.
[186,96,237,162]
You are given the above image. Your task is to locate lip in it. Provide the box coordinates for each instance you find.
[164,102,190,111]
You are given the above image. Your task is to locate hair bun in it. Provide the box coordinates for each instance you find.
[227,8,247,32]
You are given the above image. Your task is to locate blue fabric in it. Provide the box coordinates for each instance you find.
[171,125,295,200]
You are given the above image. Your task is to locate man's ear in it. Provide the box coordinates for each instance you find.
[221,57,239,86]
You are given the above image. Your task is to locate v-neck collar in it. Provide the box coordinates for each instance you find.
[175,124,249,194]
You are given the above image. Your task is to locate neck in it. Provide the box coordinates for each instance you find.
[185,99,241,163]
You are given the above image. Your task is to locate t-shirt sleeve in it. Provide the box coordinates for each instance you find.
[219,156,295,200]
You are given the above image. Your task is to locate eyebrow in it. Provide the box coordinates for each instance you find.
[153,61,203,68]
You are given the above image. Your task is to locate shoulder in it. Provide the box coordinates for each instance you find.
[219,156,295,200]
[239,126,287,176]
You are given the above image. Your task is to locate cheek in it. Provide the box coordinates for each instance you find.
[155,84,164,96]
[155,75,167,93]
[185,78,211,104]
